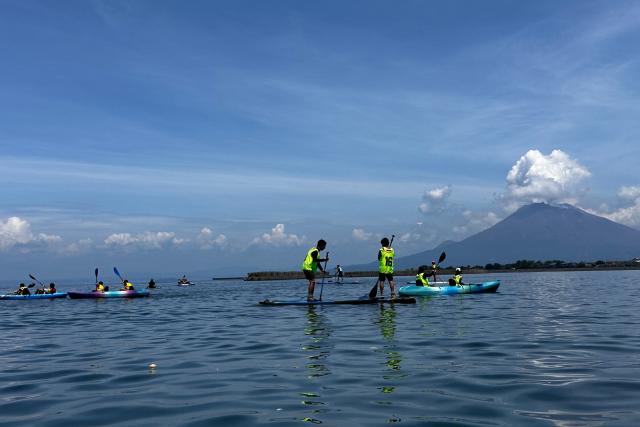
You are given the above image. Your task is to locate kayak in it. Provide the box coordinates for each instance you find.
[67,290,150,299]
[398,280,500,296]
[177,282,193,286]
[0,292,68,300]
[259,297,416,306]
[405,281,449,285]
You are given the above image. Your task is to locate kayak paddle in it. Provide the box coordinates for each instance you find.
[29,274,45,288]
[319,251,330,301]
[367,234,394,299]
[94,268,99,284]
[113,266,124,283]
[433,251,446,282]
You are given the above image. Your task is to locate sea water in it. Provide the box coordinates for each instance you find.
[1,270,639,426]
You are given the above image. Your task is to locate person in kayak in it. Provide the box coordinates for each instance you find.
[335,265,344,284]
[450,268,465,286]
[95,281,106,292]
[415,265,431,287]
[121,279,134,291]
[178,275,189,285]
[431,260,438,280]
[148,278,156,289]
[376,237,396,299]
[46,283,57,294]
[302,239,329,301]
[16,283,31,295]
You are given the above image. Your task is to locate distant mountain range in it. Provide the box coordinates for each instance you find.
[349,203,640,270]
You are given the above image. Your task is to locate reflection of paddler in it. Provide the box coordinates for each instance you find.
[377,305,402,372]
[302,306,332,377]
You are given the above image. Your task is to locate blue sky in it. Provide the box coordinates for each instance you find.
[1,0,640,279]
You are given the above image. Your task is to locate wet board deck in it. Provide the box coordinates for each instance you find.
[259,297,416,306]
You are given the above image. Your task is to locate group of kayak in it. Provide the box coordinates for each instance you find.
[0,267,189,300]
[261,236,500,306]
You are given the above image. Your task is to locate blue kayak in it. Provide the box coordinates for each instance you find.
[67,290,150,299]
[0,292,68,300]
[259,296,416,306]
[398,280,500,296]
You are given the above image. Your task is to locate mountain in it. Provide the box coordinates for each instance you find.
[350,203,640,270]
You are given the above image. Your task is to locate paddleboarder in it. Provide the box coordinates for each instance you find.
[335,265,344,284]
[376,237,396,299]
[302,239,329,301]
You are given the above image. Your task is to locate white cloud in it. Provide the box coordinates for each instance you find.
[503,149,590,209]
[197,227,227,249]
[62,238,94,255]
[590,185,640,229]
[452,211,500,236]
[251,224,304,247]
[0,216,62,251]
[104,231,183,249]
[418,186,451,214]
[352,228,373,241]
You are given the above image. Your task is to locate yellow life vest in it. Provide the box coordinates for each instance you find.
[416,272,429,286]
[302,248,319,272]
[379,247,394,274]
[453,274,462,285]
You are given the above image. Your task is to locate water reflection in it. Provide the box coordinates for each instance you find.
[300,306,332,423]
[376,304,407,398]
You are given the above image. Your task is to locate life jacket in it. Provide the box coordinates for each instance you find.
[379,247,394,274]
[453,274,462,285]
[302,247,319,272]
[416,272,429,286]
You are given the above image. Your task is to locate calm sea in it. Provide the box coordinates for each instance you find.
[1,270,639,426]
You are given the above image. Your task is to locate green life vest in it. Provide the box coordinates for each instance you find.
[379,247,394,274]
[416,272,429,286]
[302,247,319,272]
[453,274,462,285]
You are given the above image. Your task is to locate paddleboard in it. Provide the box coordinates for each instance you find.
[259,297,416,306]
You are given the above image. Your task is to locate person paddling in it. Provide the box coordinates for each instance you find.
[431,260,438,281]
[375,237,396,299]
[335,265,344,284]
[16,283,31,295]
[302,239,329,301]
[415,265,430,287]
[148,278,156,289]
[95,281,106,292]
[46,283,57,294]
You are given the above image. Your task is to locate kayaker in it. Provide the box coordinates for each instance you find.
[376,237,396,299]
[46,283,57,294]
[302,239,329,301]
[178,275,189,285]
[121,279,135,291]
[16,283,31,295]
[148,278,156,289]
[415,265,430,287]
[95,281,106,292]
[450,268,464,286]
[335,265,344,284]
[431,260,438,280]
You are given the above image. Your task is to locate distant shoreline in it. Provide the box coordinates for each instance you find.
[244,265,640,281]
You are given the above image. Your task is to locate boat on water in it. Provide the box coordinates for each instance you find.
[398,280,500,296]
[67,290,150,299]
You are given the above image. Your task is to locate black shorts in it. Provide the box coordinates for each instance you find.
[303,270,315,281]
[378,273,394,282]
[338,272,344,278]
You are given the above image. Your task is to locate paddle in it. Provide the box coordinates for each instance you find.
[94,268,99,284]
[367,234,395,299]
[432,251,447,283]
[114,266,127,290]
[29,273,45,289]
[318,251,330,301]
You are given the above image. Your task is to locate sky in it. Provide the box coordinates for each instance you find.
[1,0,640,280]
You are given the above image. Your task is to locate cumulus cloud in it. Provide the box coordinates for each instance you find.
[0,216,62,251]
[503,149,591,209]
[418,186,451,214]
[251,224,304,247]
[452,210,500,236]
[352,228,373,241]
[104,231,183,249]
[197,227,227,249]
[591,185,640,228]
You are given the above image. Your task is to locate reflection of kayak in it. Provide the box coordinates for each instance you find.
[0,292,68,300]
[259,297,416,306]
[327,280,361,284]
[399,280,500,296]
[68,290,150,299]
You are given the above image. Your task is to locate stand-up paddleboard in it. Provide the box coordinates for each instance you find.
[0,292,68,300]
[259,297,416,306]
[68,290,150,299]
[327,280,361,284]
[399,280,500,296]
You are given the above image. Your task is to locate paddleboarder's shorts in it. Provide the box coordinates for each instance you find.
[303,270,315,281]
[378,273,394,281]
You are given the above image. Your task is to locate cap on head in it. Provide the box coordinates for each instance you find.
[49,283,55,286]
[381,237,389,246]
[432,260,436,264]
